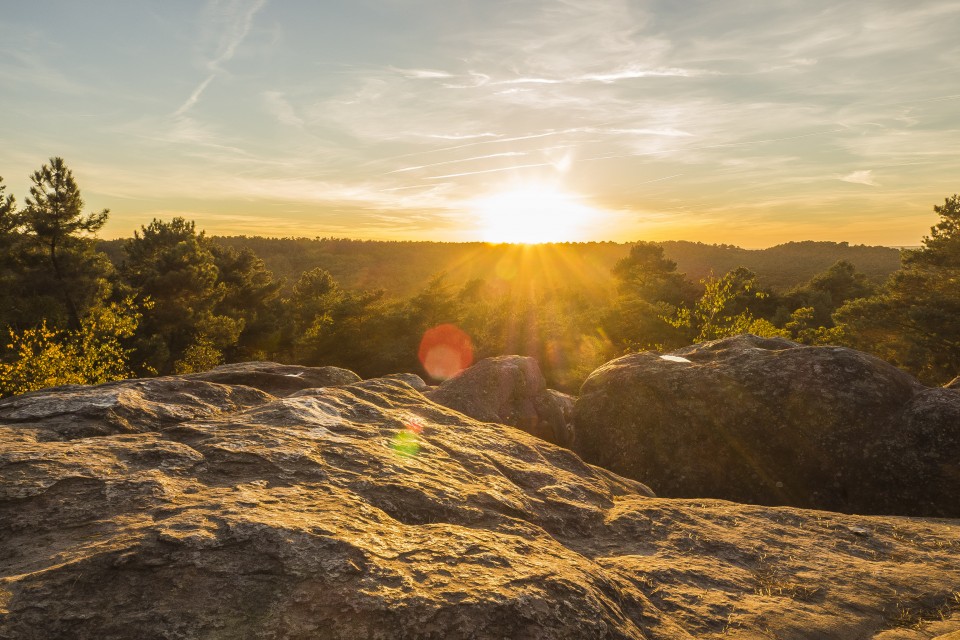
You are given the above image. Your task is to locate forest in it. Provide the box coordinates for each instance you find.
[1,157,958,397]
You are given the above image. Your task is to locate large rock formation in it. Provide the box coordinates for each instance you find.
[2,368,960,639]
[185,361,362,396]
[574,334,960,517]
[426,355,575,447]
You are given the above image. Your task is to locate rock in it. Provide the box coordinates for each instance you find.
[879,387,960,515]
[186,361,361,396]
[426,356,575,447]
[0,376,273,440]
[574,334,960,516]
[382,372,430,392]
[1,369,959,639]
[2,370,959,639]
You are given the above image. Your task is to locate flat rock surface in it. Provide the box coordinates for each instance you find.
[574,335,960,517]
[1,371,959,639]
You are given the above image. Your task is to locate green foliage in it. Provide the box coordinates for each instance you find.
[211,244,283,360]
[779,260,874,329]
[0,177,22,330]
[289,267,391,376]
[784,307,843,345]
[0,160,113,333]
[671,268,788,342]
[290,267,340,334]
[836,195,960,383]
[602,242,694,352]
[121,217,240,374]
[174,336,225,374]
[19,158,112,329]
[0,176,16,231]
[0,298,144,397]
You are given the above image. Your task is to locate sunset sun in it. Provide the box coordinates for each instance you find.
[471,185,599,244]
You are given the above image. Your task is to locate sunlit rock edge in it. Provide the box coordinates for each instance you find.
[0,356,957,639]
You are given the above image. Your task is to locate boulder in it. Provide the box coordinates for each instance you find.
[185,361,361,396]
[574,334,960,516]
[382,372,430,392]
[2,369,960,638]
[426,356,575,447]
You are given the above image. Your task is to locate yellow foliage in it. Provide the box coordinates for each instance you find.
[0,298,144,397]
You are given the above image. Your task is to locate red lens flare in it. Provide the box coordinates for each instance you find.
[418,323,474,382]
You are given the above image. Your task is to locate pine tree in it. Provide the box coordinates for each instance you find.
[20,158,111,329]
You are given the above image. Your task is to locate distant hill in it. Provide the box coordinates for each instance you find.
[97,237,902,296]
[658,240,901,291]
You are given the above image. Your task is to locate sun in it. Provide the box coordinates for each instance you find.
[470,185,599,244]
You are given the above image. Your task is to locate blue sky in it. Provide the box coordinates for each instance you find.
[1,1,958,245]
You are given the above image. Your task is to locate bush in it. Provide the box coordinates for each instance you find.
[0,298,144,397]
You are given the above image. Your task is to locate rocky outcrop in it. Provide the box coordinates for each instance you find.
[186,361,362,396]
[2,369,960,639]
[426,355,575,447]
[383,372,430,392]
[574,334,960,516]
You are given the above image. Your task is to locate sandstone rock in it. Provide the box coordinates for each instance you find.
[0,376,273,440]
[2,369,960,639]
[574,334,959,516]
[382,372,430,392]
[426,356,575,447]
[186,361,361,396]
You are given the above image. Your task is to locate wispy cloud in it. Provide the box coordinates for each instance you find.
[262,91,303,127]
[394,68,454,79]
[204,0,268,72]
[175,0,267,116]
[840,170,879,186]
[174,74,215,117]
[386,152,527,175]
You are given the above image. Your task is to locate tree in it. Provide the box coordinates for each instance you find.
[670,268,786,342]
[836,195,960,383]
[287,267,394,375]
[779,260,873,329]
[612,242,691,304]
[290,267,340,335]
[121,218,240,374]
[0,177,23,330]
[20,158,111,329]
[0,176,16,233]
[210,244,282,361]
[602,242,695,352]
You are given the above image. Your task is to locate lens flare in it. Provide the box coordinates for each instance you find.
[391,430,421,458]
[418,324,474,381]
[390,413,426,458]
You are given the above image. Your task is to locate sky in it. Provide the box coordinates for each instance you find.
[0,0,958,246]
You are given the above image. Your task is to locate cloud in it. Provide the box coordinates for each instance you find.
[175,0,268,116]
[262,91,303,127]
[174,74,215,117]
[395,68,454,79]
[205,0,268,71]
[840,170,879,186]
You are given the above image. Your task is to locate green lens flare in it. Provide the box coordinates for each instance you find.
[391,429,421,458]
